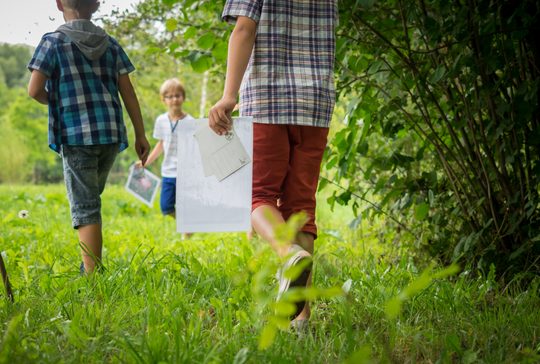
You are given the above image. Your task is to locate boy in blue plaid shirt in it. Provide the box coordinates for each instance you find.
[27,0,150,274]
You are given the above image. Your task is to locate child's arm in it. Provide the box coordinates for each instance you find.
[118,74,151,165]
[209,16,257,135]
[135,140,163,168]
[27,70,49,105]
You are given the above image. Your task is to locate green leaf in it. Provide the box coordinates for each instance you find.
[429,66,445,84]
[356,141,368,155]
[344,345,373,364]
[273,301,296,317]
[385,297,402,319]
[432,264,460,279]
[359,114,371,144]
[190,54,213,73]
[258,324,277,350]
[336,190,352,205]
[317,177,329,192]
[318,286,345,299]
[269,316,292,330]
[414,203,429,221]
[165,18,178,32]
[356,0,375,9]
[197,33,216,50]
[184,26,198,40]
[462,350,478,364]
[403,269,433,297]
[168,42,180,52]
[327,193,336,209]
[325,155,338,169]
[145,46,163,56]
[212,41,228,61]
[283,258,311,280]
[172,50,190,59]
[189,255,203,273]
[445,333,461,352]
[233,348,250,364]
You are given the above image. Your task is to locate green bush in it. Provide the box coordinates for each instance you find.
[327,0,540,278]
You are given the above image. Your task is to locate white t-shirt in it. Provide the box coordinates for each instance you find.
[153,112,194,178]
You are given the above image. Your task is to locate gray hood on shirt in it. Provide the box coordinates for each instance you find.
[57,20,109,61]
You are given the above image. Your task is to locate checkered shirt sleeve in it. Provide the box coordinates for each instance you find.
[223,0,263,23]
[111,37,135,75]
[28,34,57,77]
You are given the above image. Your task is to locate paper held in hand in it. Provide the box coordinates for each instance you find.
[176,117,253,233]
[193,124,251,181]
[125,165,161,207]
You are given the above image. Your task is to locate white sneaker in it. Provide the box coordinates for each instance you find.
[276,244,312,318]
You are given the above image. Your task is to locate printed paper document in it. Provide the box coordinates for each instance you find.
[125,165,161,207]
[194,125,251,181]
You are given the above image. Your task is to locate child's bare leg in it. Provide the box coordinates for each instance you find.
[252,205,314,320]
[251,205,288,257]
[168,211,191,239]
[78,223,102,273]
[252,205,314,254]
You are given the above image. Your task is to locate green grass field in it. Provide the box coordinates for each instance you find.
[0,184,538,363]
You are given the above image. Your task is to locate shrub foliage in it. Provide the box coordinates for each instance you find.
[329,0,540,277]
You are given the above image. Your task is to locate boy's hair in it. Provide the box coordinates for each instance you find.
[160,78,186,99]
[61,0,98,11]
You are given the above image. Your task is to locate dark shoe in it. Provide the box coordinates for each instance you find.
[277,245,312,319]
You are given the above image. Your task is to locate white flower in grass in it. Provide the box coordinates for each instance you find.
[18,210,29,219]
[342,278,353,294]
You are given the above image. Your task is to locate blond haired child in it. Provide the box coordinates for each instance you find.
[137,78,194,219]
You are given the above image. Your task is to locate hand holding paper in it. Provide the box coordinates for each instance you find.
[125,164,161,207]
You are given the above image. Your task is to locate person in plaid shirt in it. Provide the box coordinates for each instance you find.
[209,0,337,326]
[27,0,150,274]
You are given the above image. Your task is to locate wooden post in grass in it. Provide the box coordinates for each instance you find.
[0,254,14,302]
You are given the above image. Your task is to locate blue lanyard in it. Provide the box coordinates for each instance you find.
[169,116,181,134]
[169,120,179,134]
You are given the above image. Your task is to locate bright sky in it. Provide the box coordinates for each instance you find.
[0,0,140,46]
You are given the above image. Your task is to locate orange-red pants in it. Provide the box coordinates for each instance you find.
[252,123,329,238]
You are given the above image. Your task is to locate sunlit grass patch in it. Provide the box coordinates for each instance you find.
[0,184,538,363]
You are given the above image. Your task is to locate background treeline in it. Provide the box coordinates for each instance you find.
[0,0,538,279]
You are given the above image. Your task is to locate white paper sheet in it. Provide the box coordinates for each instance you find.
[194,126,251,181]
[176,117,253,233]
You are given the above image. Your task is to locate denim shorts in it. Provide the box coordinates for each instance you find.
[160,177,176,215]
[61,144,119,229]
